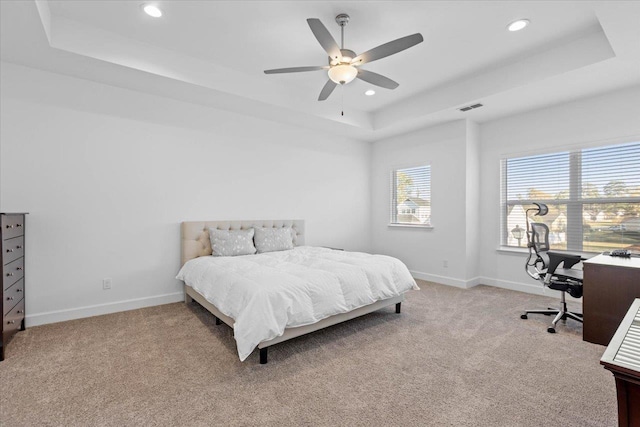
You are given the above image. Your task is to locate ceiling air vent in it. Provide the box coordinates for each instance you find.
[459,103,484,112]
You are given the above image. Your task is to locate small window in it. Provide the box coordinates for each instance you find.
[391,165,431,226]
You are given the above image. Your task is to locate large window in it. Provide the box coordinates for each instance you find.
[502,141,640,252]
[391,165,431,226]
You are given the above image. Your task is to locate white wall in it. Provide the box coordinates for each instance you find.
[370,120,480,287]
[0,63,372,326]
[3,64,638,328]
[478,86,640,296]
[465,121,480,280]
[370,86,640,296]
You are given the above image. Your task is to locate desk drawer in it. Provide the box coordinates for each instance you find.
[1,215,25,240]
[3,257,24,290]
[3,279,24,316]
[2,237,24,265]
[3,298,24,334]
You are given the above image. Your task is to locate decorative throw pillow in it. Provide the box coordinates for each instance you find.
[254,227,295,253]
[208,228,257,257]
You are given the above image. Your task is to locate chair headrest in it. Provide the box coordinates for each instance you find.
[533,203,548,216]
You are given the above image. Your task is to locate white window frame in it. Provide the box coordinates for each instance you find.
[389,163,433,229]
[501,140,640,253]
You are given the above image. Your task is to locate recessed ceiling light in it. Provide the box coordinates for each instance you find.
[143,4,163,18]
[508,19,530,32]
[365,89,376,96]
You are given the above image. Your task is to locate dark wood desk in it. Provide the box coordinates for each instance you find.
[601,298,640,427]
[584,255,640,346]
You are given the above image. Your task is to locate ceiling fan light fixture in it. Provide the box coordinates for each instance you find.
[365,89,376,96]
[507,19,529,32]
[328,64,358,85]
[142,4,163,18]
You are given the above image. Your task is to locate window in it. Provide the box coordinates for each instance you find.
[391,165,431,226]
[502,141,640,252]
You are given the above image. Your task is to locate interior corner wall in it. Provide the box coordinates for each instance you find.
[465,121,481,282]
[477,86,640,296]
[370,120,479,288]
[0,62,372,326]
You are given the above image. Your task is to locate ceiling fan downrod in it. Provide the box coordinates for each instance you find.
[336,13,350,49]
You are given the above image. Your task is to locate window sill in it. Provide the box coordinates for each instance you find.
[388,224,433,230]
[496,246,529,256]
[497,246,597,259]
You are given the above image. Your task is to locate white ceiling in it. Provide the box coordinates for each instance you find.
[1,1,639,141]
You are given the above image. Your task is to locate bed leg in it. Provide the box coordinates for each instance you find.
[396,302,401,314]
[260,347,268,364]
[214,316,222,325]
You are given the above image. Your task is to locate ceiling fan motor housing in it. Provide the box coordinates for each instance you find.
[329,49,357,65]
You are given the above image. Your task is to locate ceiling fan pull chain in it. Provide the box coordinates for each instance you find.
[341,84,345,116]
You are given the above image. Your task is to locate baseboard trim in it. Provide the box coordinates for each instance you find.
[478,276,582,303]
[26,292,185,327]
[410,271,481,289]
[411,272,581,303]
[477,277,547,296]
[25,274,580,328]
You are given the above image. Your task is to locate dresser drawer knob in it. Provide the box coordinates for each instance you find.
[17,310,23,314]
[7,320,15,324]
[17,245,23,249]
[6,297,14,301]
[16,289,22,293]
[17,267,23,271]
[6,249,14,253]
[5,225,14,229]
[16,224,22,227]
[6,273,14,277]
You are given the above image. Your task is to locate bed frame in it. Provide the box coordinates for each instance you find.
[180,220,403,364]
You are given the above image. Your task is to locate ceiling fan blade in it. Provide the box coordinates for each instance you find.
[356,69,399,89]
[353,33,424,65]
[318,79,337,101]
[307,18,342,61]
[264,66,328,74]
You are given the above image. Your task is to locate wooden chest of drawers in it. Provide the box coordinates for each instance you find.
[1,213,27,361]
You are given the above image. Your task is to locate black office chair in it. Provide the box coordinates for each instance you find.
[520,203,584,333]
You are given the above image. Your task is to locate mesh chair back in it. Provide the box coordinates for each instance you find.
[530,222,550,253]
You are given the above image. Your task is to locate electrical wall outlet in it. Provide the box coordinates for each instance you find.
[103,278,112,290]
[443,260,449,268]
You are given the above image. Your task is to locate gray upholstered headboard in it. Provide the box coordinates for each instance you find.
[181,220,305,266]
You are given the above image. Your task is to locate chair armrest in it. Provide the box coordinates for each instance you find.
[547,251,582,273]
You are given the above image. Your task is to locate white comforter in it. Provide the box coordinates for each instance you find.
[176,246,419,361]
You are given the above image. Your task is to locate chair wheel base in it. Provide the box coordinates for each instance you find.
[520,314,528,319]
[547,327,556,334]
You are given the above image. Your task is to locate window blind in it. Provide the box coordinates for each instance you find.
[390,165,431,226]
[502,141,640,252]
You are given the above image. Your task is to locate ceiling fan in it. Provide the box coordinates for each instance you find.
[264,14,424,101]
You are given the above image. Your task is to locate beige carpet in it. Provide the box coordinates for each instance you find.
[0,281,616,426]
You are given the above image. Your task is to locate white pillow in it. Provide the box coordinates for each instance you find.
[208,228,257,257]
[254,227,294,253]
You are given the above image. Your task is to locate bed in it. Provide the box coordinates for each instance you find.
[177,220,418,364]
